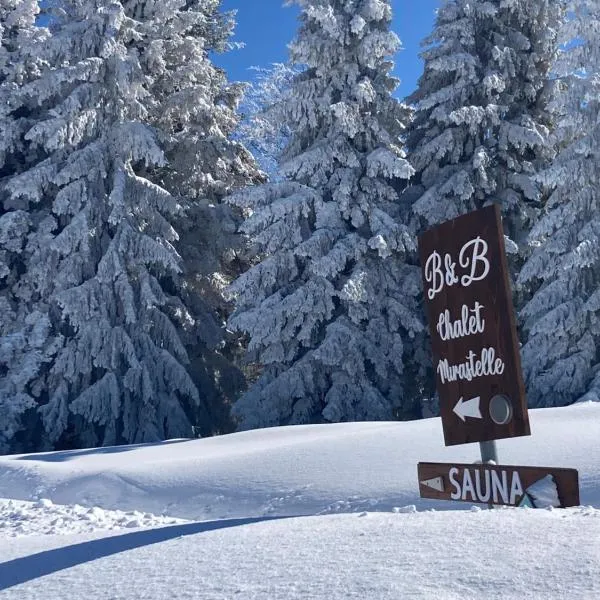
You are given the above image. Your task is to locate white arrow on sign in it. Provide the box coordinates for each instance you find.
[453,396,482,422]
[420,476,444,492]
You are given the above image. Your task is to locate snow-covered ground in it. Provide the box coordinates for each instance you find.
[0,402,599,598]
[0,498,184,538]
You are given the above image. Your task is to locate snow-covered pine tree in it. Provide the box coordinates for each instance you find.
[226,0,422,429]
[1,0,200,450]
[236,62,300,179]
[121,0,265,434]
[518,0,600,407]
[125,0,260,201]
[407,0,563,268]
[0,1,61,453]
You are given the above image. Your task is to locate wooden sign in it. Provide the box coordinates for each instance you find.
[418,205,530,446]
[418,462,580,508]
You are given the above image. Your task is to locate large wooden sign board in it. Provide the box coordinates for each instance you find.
[418,462,580,508]
[418,204,530,446]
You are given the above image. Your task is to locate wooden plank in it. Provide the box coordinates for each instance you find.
[418,204,530,446]
[418,462,580,508]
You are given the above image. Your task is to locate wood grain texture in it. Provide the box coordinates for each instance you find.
[418,204,530,446]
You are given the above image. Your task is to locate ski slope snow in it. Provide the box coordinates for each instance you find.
[0,402,599,598]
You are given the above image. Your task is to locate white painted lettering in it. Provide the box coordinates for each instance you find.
[461,469,476,502]
[447,468,526,506]
[425,237,490,299]
[495,358,505,375]
[444,254,459,287]
[475,469,491,503]
[509,472,524,505]
[437,347,506,384]
[449,467,461,500]
[474,358,483,378]
[459,237,490,287]
[436,302,486,342]
[424,251,444,300]
[491,470,509,504]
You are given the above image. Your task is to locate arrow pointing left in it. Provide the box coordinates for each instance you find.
[420,476,444,492]
[453,396,482,422]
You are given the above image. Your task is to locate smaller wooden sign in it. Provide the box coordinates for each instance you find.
[418,462,580,508]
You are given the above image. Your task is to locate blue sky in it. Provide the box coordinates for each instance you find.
[216,0,441,99]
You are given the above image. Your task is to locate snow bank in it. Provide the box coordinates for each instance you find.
[0,498,185,538]
[0,403,598,521]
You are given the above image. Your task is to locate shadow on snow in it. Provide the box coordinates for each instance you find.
[0,515,293,591]
[13,439,193,463]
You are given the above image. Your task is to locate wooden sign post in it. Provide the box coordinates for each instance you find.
[416,205,580,509]
[418,204,529,446]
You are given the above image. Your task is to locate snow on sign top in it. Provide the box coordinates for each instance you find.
[418,205,530,446]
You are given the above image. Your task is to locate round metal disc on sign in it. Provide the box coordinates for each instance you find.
[489,394,513,425]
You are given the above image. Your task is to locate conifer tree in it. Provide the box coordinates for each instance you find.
[226,0,421,429]
[122,0,265,434]
[407,0,563,266]
[236,62,299,179]
[0,0,60,453]
[518,0,600,406]
[1,0,200,450]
